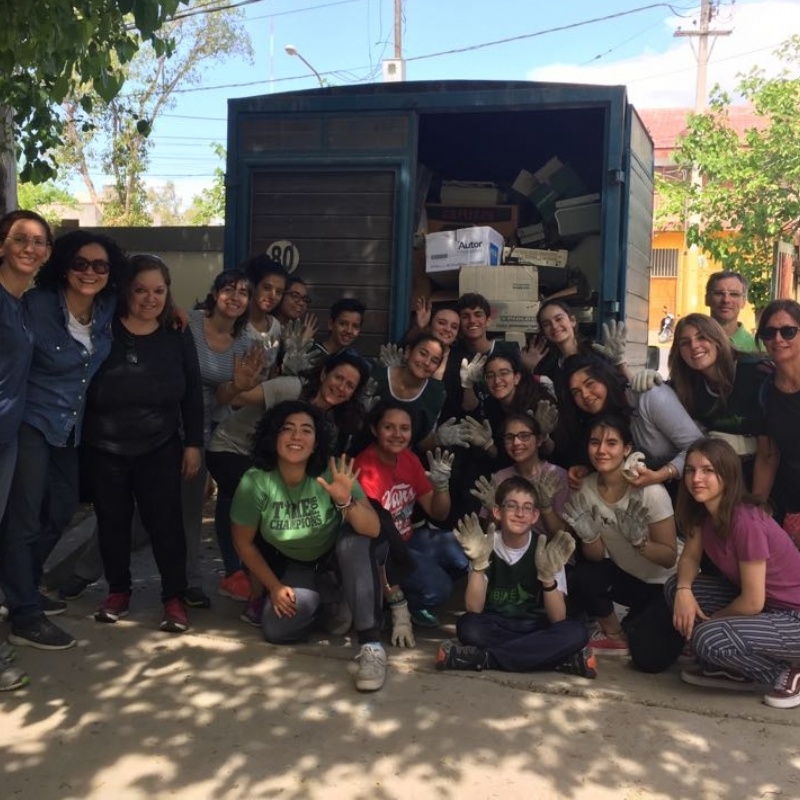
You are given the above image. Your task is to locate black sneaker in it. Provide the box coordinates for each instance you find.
[554,646,598,679]
[182,587,211,609]
[9,617,76,651]
[58,575,93,601]
[39,592,67,616]
[436,639,489,671]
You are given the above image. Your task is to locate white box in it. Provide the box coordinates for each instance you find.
[425,226,505,273]
[488,300,541,332]
[459,265,538,302]
[503,247,568,268]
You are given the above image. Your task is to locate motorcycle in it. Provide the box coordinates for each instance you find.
[658,311,675,343]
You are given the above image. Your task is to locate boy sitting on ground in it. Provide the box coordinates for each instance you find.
[436,476,596,678]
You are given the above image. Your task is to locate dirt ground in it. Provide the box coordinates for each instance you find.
[2,514,800,800]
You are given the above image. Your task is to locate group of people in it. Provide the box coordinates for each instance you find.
[2,211,800,708]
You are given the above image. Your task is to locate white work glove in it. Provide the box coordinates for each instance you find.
[614,495,650,548]
[282,319,318,376]
[534,530,576,584]
[621,451,647,483]
[435,417,469,448]
[470,474,498,510]
[390,600,415,648]
[461,416,494,451]
[454,513,494,571]
[460,353,488,390]
[256,333,280,364]
[533,399,559,437]
[562,494,604,545]
[379,343,406,368]
[531,468,562,511]
[361,377,381,413]
[425,448,454,492]
[630,369,664,393]
[591,320,627,366]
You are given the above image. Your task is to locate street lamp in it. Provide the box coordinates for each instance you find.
[284,44,325,88]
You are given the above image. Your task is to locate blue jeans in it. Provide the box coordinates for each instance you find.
[401,527,469,614]
[0,423,79,623]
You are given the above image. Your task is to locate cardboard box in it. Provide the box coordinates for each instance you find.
[459,265,538,302]
[425,226,504,274]
[488,300,541,332]
[426,204,519,240]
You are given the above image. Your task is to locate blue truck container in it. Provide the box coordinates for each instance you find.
[226,80,654,362]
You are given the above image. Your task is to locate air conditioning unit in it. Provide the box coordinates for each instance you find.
[382,59,406,83]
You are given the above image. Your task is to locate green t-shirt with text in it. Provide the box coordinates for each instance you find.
[231,467,366,562]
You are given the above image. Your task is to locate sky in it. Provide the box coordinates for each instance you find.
[94,0,800,206]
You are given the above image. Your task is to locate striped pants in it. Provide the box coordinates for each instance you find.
[665,574,800,684]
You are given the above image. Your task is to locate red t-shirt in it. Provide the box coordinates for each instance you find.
[702,504,800,611]
[354,445,431,541]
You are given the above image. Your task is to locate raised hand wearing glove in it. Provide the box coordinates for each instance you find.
[630,369,664,393]
[425,448,454,491]
[621,451,647,483]
[390,600,415,648]
[614,495,650,548]
[435,417,469,448]
[531,468,562,511]
[379,343,406,368]
[591,320,628,366]
[534,530,576,584]
[562,493,604,544]
[454,513,495,571]
[461,416,494,451]
[533,399,559,437]
[282,319,318,376]
[460,353,488,390]
[470,474,498,510]
[361,376,381,413]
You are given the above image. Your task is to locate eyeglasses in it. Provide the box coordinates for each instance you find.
[503,431,534,443]
[711,290,743,299]
[759,325,799,341]
[501,501,536,514]
[71,256,111,275]
[486,369,514,382]
[286,290,311,304]
[5,234,50,250]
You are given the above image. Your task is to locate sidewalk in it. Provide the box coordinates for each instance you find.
[2,514,799,799]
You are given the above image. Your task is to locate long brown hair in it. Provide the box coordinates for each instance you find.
[668,313,736,415]
[675,437,763,540]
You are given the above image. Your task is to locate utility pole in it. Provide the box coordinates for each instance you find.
[674,0,732,313]
[394,0,402,59]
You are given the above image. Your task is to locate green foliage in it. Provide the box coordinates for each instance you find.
[186,143,225,225]
[664,35,800,309]
[16,182,79,225]
[0,1,183,184]
[146,180,185,224]
[59,1,251,226]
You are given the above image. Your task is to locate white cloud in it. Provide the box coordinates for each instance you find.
[528,1,800,108]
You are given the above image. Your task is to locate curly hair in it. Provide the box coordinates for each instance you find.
[196,269,252,338]
[34,229,127,295]
[251,399,329,476]
[117,254,177,330]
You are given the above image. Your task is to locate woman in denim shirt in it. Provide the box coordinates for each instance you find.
[1,230,127,652]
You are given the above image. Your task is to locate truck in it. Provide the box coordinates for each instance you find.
[225,80,654,363]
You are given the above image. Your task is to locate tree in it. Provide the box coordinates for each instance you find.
[186,143,225,225]
[59,1,251,226]
[657,36,800,309]
[0,0,183,196]
[146,181,185,224]
[16,182,80,226]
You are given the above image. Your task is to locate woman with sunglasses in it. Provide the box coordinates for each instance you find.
[668,313,777,500]
[81,255,203,633]
[0,210,53,690]
[2,230,126,651]
[756,300,800,541]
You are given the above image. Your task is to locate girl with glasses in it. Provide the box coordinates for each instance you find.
[564,415,678,656]
[756,299,800,541]
[668,313,778,500]
[2,229,126,653]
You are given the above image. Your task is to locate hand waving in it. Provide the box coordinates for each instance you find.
[470,474,498,510]
[614,495,650,548]
[454,513,495,571]
[591,320,627,366]
[562,494,603,544]
[425,448,454,491]
[534,530,576,583]
[317,455,361,506]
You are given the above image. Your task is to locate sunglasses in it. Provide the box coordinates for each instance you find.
[71,256,111,275]
[759,325,799,341]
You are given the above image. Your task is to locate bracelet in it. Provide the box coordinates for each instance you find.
[675,586,693,592]
[541,581,558,592]
[335,496,354,511]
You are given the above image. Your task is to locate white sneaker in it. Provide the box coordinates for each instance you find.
[354,643,387,692]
